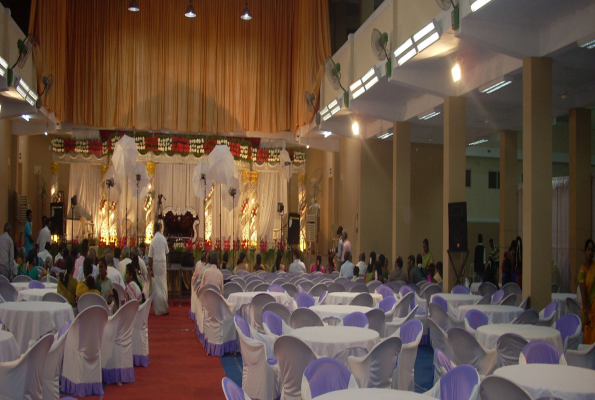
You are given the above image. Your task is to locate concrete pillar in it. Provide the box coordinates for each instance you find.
[522,57,552,310]
[569,108,591,293]
[499,130,518,283]
[442,96,467,293]
[392,122,411,265]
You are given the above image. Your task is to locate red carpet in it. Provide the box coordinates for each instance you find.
[63,302,226,400]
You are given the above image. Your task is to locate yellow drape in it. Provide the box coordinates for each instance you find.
[29,0,330,134]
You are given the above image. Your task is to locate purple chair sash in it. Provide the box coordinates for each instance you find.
[451,285,470,295]
[304,358,352,398]
[295,292,315,308]
[521,340,562,364]
[234,315,252,338]
[102,366,135,384]
[28,280,46,289]
[61,376,104,397]
[376,285,395,299]
[439,365,478,400]
[555,314,581,345]
[262,311,283,336]
[431,296,448,313]
[379,296,397,312]
[268,284,285,293]
[222,377,246,400]
[466,309,489,330]
[543,301,558,318]
[400,319,423,344]
[342,311,368,328]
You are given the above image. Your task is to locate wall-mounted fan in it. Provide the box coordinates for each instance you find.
[304,91,317,113]
[324,57,349,108]
[435,0,456,10]
[371,28,391,77]
[36,75,54,109]
[7,35,34,86]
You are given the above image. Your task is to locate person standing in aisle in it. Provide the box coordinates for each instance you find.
[149,222,169,316]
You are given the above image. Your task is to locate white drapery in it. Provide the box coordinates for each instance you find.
[68,164,102,240]
[257,172,288,243]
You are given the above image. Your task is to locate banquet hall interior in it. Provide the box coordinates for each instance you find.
[0,0,594,399]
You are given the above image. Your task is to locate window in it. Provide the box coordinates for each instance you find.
[489,171,500,189]
[466,170,471,187]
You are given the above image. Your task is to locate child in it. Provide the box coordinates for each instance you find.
[351,266,360,282]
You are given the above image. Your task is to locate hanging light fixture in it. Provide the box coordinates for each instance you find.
[128,0,139,12]
[185,0,196,18]
[241,2,252,20]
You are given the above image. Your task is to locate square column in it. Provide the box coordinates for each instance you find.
[569,108,592,292]
[499,130,518,283]
[443,96,467,293]
[522,57,552,310]
[392,122,411,263]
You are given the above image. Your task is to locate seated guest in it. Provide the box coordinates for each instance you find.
[426,263,437,283]
[76,258,101,300]
[288,248,306,274]
[364,263,374,284]
[54,243,66,265]
[125,263,145,303]
[356,253,367,277]
[73,240,88,278]
[38,256,53,280]
[201,251,223,292]
[234,251,249,274]
[105,252,124,287]
[221,252,230,271]
[118,246,132,279]
[351,266,360,282]
[18,250,39,280]
[339,251,355,279]
[408,254,425,285]
[501,254,515,285]
[380,254,389,281]
[325,254,335,274]
[375,260,385,283]
[77,255,98,281]
[273,250,286,272]
[113,247,121,271]
[139,242,149,265]
[58,255,78,307]
[254,254,265,271]
[37,243,52,266]
[96,259,114,306]
[389,256,408,282]
[54,248,69,271]
[434,261,443,283]
[132,246,150,298]
[310,254,323,273]
[197,251,212,285]
[89,247,99,265]
[416,254,424,273]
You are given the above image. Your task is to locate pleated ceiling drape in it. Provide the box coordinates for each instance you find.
[29,0,330,134]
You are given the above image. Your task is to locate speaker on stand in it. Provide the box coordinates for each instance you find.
[447,201,469,286]
[287,212,300,246]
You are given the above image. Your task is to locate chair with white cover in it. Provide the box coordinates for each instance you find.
[342,281,356,292]
[433,348,456,385]
[464,309,490,336]
[281,283,298,297]
[29,280,46,289]
[420,284,442,305]
[431,295,448,313]
[491,289,504,304]
[222,377,249,400]
[42,323,70,400]
[262,302,291,325]
[407,283,421,295]
[479,375,534,400]
[250,293,276,333]
[203,289,238,356]
[342,311,368,328]
[269,284,286,293]
[101,299,139,384]
[502,282,521,298]
[519,296,529,310]
[195,285,218,345]
[230,277,247,291]
[376,284,395,299]
[12,275,32,282]
[224,281,244,299]
[294,292,315,308]
[301,358,358,400]
[246,280,261,292]
[399,286,416,311]
[428,303,450,332]
[475,294,492,305]
[555,313,582,351]
[499,294,517,306]
[254,283,269,292]
[425,364,480,400]
[428,318,453,360]
[378,296,397,322]
[395,292,414,318]
[308,284,327,297]
[511,309,539,325]
[348,336,401,389]
[42,292,68,303]
[519,340,566,365]
[289,308,323,329]
[451,285,470,294]
[298,281,314,293]
[392,319,423,391]
[566,343,595,369]
[0,275,8,283]
[236,270,249,278]
[317,291,328,305]
[478,282,498,297]
[566,297,581,317]
[133,293,154,367]
[365,308,385,338]
[0,282,18,302]
[326,283,344,293]
[354,278,365,284]
[262,311,293,336]
[275,335,318,400]
[385,306,418,337]
[496,333,528,367]
[349,293,373,307]
[448,327,498,376]
[234,316,279,400]
[349,283,369,293]
[62,306,109,396]
[537,301,558,326]
[366,280,382,292]
[77,292,109,314]
[0,333,54,400]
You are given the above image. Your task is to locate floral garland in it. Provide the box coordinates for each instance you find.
[52,132,306,165]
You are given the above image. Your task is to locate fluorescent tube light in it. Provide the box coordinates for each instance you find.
[352,87,365,99]
[322,131,332,138]
[480,79,512,94]
[451,63,461,82]
[418,110,441,121]
[352,122,359,136]
[398,48,417,66]
[328,99,338,109]
[469,139,488,146]
[364,76,378,90]
[416,32,440,52]
[330,105,341,115]
[413,22,436,42]
[22,115,30,121]
[394,38,413,58]
[350,80,363,92]
[378,132,393,139]
[578,34,595,49]
[362,68,375,83]
[470,0,492,12]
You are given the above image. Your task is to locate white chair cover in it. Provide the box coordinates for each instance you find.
[479,375,534,400]
[425,365,480,400]
[274,335,318,400]
[392,320,423,391]
[365,308,386,338]
[250,293,276,333]
[385,306,417,338]
[289,308,323,329]
[566,343,595,369]
[133,293,154,367]
[428,318,453,373]
[77,292,109,314]
[195,285,217,345]
[203,289,238,356]
[348,336,401,389]
[496,333,528,367]
[428,303,450,332]
[112,282,126,306]
[300,358,358,400]
[448,328,498,377]
[101,300,139,384]
[262,302,292,325]
[42,328,69,400]
[62,306,109,396]
[0,333,54,400]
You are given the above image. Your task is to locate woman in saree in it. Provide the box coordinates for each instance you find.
[57,255,77,307]
[579,238,595,344]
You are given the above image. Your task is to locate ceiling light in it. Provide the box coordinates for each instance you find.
[330,105,341,115]
[413,22,436,43]
[22,115,30,122]
[397,48,417,66]
[322,131,332,138]
[578,33,595,49]
[241,2,252,20]
[418,109,441,121]
[378,132,393,140]
[0,57,7,77]
[44,131,48,136]
[352,122,359,136]
[394,38,414,58]
[451,63,461,82]
[185,0,196,18]
[470,0,492,12]
[352,86,365,99]
[479,77,513,94]
[362,68,375,83]
[350,80,363,92]
[128,0,139,12]
[416,32,440,52]
[364,76,378,90]
[468,139,488,146]
[306,144,310,149]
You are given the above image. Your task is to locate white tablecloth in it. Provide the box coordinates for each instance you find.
[289,326,379,364]
[455,304,523,324]
[476,324,563,350]
[552,293,577,318]
[17,288,58,302]
[227,291,294,314]
[325,292,384,307]
[430,293,482,309]
[310,305,373,326]
[494,364,595,400]
[0,302,74,353]
[315,388,434,400]
[0,330,19,362]
[11,282,57,293]
[469,282,501,294]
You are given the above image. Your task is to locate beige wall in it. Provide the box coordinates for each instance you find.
[466,157,500,221]
[26,135,54,228]
[0,120,11,226]
[339,137,362,257]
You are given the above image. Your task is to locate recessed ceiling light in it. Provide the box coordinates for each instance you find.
[22,115,30,122]
[451,63,461,82]
[352,122,359,136]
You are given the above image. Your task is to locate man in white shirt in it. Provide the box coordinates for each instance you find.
[133,246,151,299]
[37,243,52,266]
[105,252,124,287]
[356,252,367,277]
[54,243,65,264]
[339,251,355,279]
[288,248,306,274]
[36,217,52,252]
[0,223,14,279]
[118,246,132,280]
[149,222,169,316]
[201,252,223,293]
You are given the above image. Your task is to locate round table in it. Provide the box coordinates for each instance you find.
[17,288,58,302]
[494,364,595,400]
[552,293,577,318]
[430,293,482,310]
[315,388,434,400]
[227,292,294,324]
[310,305,373,326]
[289,326,379,364]
[455,304,523,324]
[325,292,384,307]
[11,282,58,293]
[475,324,563,350]
[0,331,19,362]
[0,302,74,353]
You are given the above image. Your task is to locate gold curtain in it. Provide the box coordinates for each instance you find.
[29,0,330,134]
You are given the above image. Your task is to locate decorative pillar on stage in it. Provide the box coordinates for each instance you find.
[99,164,117,247]
[240,170,259,250]
[298,173,307,252]
[50,162,60,202]
[144,162,156,243]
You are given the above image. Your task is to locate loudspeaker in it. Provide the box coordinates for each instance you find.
[50,202,64,236]
[277,203,284,213]
[287,212,300,245]
[448,202,467,251]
